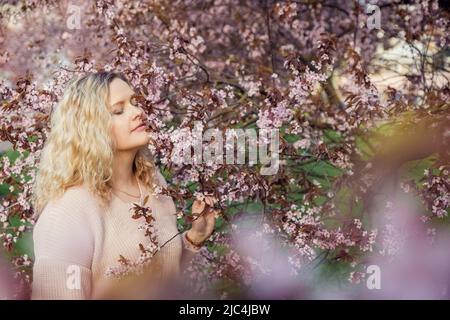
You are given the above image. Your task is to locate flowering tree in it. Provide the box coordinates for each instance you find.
[0,0,449,299]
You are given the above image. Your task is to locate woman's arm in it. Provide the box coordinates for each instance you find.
[180,229,202,269]
[153,168,202,267]
[31,188,95,300]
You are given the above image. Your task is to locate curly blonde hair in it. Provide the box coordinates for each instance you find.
[32,71,156,216]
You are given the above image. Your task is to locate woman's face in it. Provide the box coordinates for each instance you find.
[108,78,150,151]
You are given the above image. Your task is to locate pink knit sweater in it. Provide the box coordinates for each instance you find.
[31,169,200,299]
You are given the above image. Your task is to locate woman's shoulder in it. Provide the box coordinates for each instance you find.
[37,183,103,224]
[62,183,99,201]
[33,184,97,267]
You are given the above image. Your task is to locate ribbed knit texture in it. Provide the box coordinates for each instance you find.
[31,169,199,300]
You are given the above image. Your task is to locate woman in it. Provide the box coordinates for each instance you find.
[31,72,215,299]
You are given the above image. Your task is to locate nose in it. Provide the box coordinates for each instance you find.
[132,104,144,120]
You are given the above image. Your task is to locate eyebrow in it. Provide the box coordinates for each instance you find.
[110,95,131,108]
[111,100,125,108]
[110,90,137,108]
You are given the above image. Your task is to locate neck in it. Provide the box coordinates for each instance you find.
[111,149,139,191]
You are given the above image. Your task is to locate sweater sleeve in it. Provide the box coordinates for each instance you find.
[180,230,202,271]
[31,189,95,300]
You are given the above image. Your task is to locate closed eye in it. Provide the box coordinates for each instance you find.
[110,100,125,115]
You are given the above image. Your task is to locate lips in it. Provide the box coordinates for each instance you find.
[132,123,146,132]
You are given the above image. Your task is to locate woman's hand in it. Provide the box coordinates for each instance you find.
[187,197,219,244]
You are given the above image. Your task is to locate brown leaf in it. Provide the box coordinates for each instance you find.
[131,212,141,219]
[118,255,129,265]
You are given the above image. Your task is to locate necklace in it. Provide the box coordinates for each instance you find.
[113,189,140,198]
[112,175,144,205]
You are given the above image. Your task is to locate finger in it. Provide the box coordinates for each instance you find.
[206,212,216,229]
[204,196,215,207]
[192,200,206,215]
[205,211,215,221]
[205,212,215,226]
[208,209,220,218]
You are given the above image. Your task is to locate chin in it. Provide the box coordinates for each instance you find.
[136,135,151,147]
[125,131,151,149]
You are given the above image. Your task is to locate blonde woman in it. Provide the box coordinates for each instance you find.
[31,72,215,299]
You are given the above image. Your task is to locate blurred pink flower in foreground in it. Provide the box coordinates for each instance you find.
[362,191,450,299]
